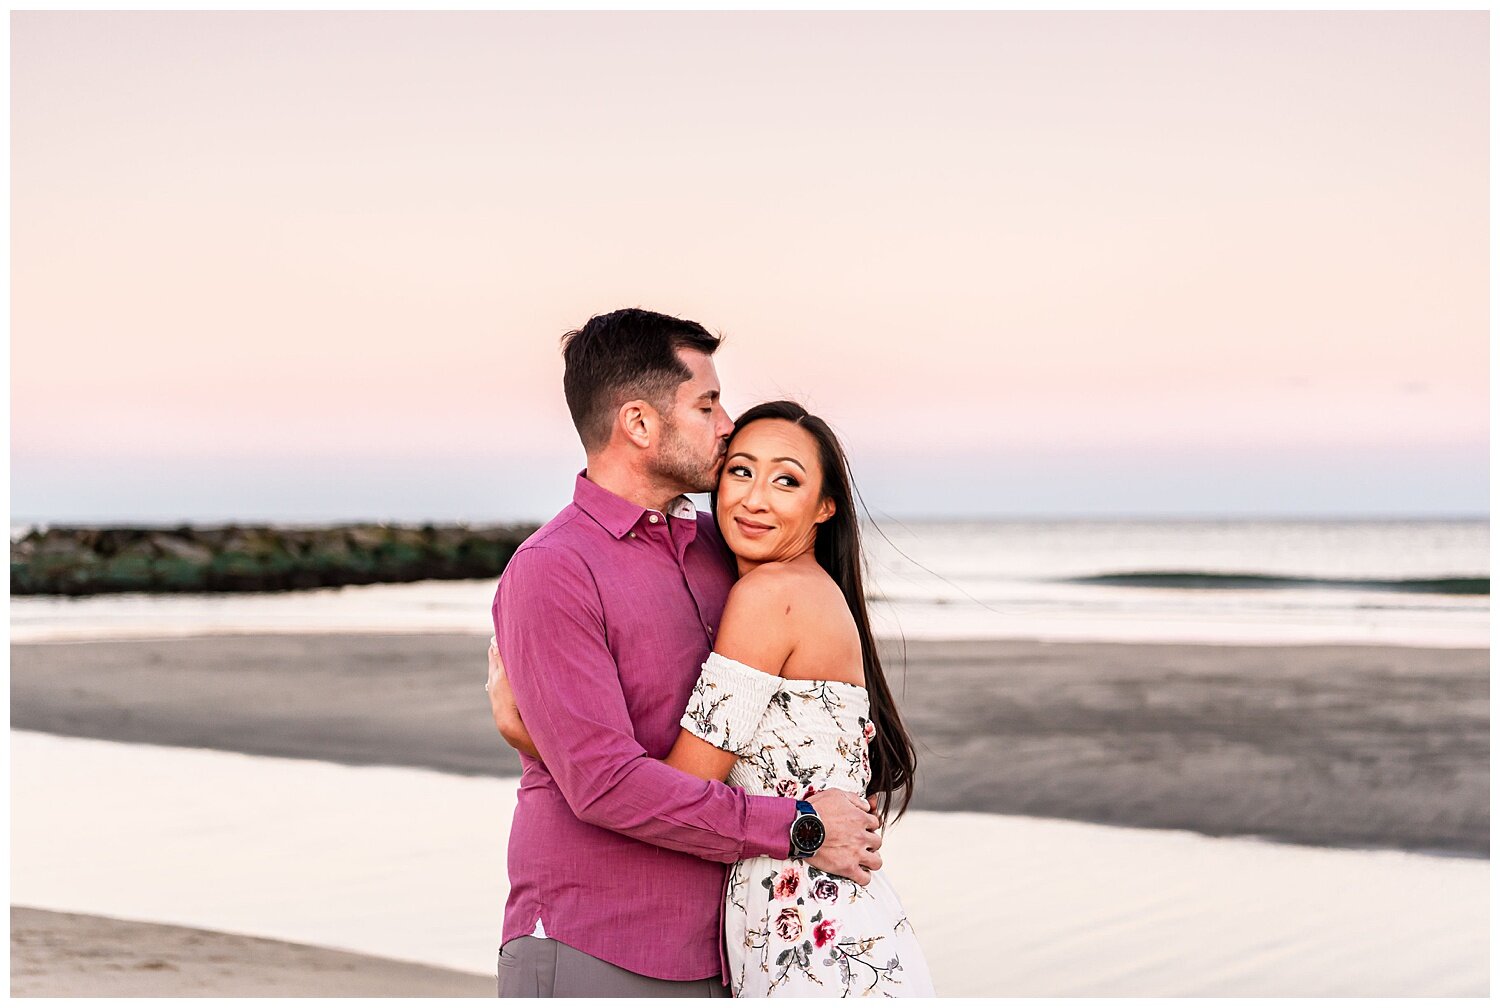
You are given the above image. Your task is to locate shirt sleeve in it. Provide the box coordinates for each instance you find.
[493,545,793,863]
[681,652,786,755]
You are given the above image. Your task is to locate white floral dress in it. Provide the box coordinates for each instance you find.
[681,652,936,998]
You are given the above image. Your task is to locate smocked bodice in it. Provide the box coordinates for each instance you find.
[680,652,876,800]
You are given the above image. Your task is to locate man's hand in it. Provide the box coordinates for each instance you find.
[806,789,883,885]
[487,637,540,760]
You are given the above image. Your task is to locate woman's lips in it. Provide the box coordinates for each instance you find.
[733,517,774,538]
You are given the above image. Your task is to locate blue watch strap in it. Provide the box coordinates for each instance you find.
[795,799,815,818]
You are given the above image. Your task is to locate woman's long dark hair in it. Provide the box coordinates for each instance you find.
[712,400,918,823]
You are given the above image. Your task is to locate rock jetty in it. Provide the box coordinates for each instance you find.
[10,524,540,596]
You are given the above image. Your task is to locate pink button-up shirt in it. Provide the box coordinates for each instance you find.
[492,472,795,981]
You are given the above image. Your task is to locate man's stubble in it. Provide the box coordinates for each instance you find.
[653,414,727,496]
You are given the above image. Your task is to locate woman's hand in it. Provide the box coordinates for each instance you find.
[487,636,540,760]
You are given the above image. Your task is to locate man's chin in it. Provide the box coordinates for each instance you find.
[655,451,726,496]
[697,458,728,493]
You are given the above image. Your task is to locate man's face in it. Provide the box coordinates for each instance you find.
[652,349,733,494]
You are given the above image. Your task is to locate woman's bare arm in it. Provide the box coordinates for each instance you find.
[663,730,740,782]
[487,638,540,759]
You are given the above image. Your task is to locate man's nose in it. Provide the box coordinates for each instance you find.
[714,406,733,440]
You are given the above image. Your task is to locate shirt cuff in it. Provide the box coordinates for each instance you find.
[741,794,796,860]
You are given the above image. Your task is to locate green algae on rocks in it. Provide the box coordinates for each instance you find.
[10,523,539,596]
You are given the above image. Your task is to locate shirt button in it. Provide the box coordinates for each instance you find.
[628,532,636,539]
[648,514,660,524]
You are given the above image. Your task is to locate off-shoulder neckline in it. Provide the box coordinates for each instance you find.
[779,677,868,695]
[706,651,868,695]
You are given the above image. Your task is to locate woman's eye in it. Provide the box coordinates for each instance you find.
[728,465,751,478]
[775,475,800,488]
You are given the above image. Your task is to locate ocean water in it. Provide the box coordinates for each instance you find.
[859,517,1488,646]
[10,519,1488,647]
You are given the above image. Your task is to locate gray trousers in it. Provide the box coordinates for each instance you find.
[497,936,731,998]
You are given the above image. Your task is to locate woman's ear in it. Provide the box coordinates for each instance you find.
[815,496,836,524]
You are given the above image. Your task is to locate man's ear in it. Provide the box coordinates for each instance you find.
[815,497,836,525]
[619,400,655,449]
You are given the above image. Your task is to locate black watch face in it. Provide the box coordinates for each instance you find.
[792,815,825,854]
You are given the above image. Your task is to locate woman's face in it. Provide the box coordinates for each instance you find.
[717,418,835,565]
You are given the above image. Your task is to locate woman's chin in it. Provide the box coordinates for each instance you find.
[723,534,770,564]
[726,540,757,561]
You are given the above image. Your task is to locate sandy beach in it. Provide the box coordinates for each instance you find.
[10,907,492,997]
[10,730,1488,997]
[9,631,1489,996]
[12,633,1487,853]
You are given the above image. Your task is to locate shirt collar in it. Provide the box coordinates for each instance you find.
[573,471,699,540]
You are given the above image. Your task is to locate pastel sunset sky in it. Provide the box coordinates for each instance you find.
[10,12,1488,522]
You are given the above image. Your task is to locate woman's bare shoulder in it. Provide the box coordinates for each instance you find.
[715,564,804,673]
[742,563,863,686]
[727,559,838,609]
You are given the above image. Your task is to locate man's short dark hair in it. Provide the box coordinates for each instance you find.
[561,308,721,452]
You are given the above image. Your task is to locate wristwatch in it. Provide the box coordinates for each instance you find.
[789,799,825,859]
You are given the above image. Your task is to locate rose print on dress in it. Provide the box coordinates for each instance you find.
[772,865,802,900]
[772,905,805,942]
[812,877,840,903]
[680,656,934,997]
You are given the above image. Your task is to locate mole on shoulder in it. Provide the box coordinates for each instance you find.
[784,604,791,615]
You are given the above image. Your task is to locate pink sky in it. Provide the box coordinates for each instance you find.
[10,12,1488,519]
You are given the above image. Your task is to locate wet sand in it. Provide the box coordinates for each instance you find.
[10,633,1488,854]
[11,732,1488,997]
[10,906,492,997]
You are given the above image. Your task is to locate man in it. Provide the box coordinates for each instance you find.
[487,308,883,997]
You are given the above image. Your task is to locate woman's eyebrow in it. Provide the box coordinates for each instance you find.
[727,451,806,473]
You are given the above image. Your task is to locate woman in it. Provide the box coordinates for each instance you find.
[490,401,934,997]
